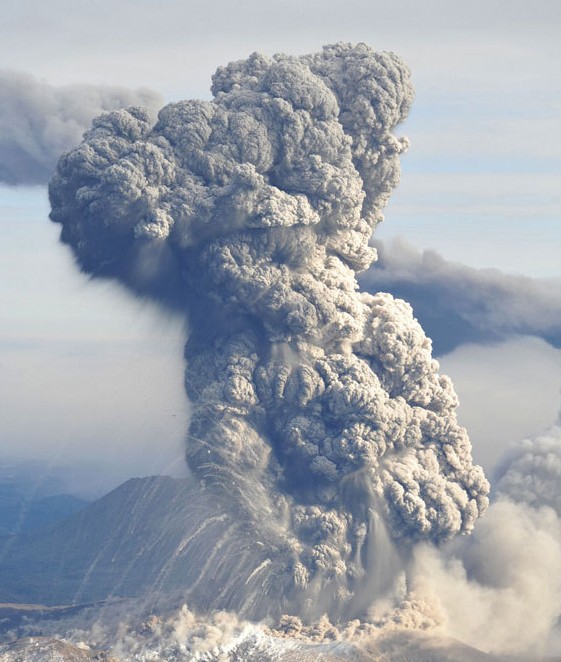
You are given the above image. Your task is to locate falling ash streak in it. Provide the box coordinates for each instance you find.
[48,42,489,623]
[143,514,232,598]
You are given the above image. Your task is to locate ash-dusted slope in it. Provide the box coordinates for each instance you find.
[0,598,509,662]
[0,637,100,661]
[0,476,288,612]
[48,42,488,620]
[0,623,510,661]
[367,631,497,661]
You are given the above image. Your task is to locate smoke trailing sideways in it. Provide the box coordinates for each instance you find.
[48,43,489,621]
[0,70,161,185]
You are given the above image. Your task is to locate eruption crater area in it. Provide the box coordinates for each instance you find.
[48,42,489,622]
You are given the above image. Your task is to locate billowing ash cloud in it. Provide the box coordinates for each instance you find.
[0,70,161,185]
[49,43,489,620]
[495,420,561,514]
[409,421,561,656]
[362,239,561,356]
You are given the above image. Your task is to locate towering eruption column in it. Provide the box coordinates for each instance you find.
[49,43,489,621]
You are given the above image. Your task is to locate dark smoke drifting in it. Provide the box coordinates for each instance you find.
[0,70,161,185]
[49,43,489,620]
[362,239,561,356]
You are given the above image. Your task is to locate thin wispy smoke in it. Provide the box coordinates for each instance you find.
[362,239,561,355]
[0,70,161,185]
[48,43,488,621]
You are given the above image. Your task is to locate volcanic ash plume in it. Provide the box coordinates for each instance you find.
[49,43,489,620]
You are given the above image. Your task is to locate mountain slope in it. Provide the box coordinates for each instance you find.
[0,475,283,614]
[0,478,532,660]
[0,476,201,605]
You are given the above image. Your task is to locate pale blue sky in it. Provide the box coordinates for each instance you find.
[1,0,560,493]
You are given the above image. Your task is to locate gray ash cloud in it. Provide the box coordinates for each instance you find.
[362,240,561,356]
[48,43,489,621]
[0,70,161,185]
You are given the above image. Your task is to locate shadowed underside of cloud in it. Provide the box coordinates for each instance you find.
[361,240,561,356]
[0,70,161,185]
